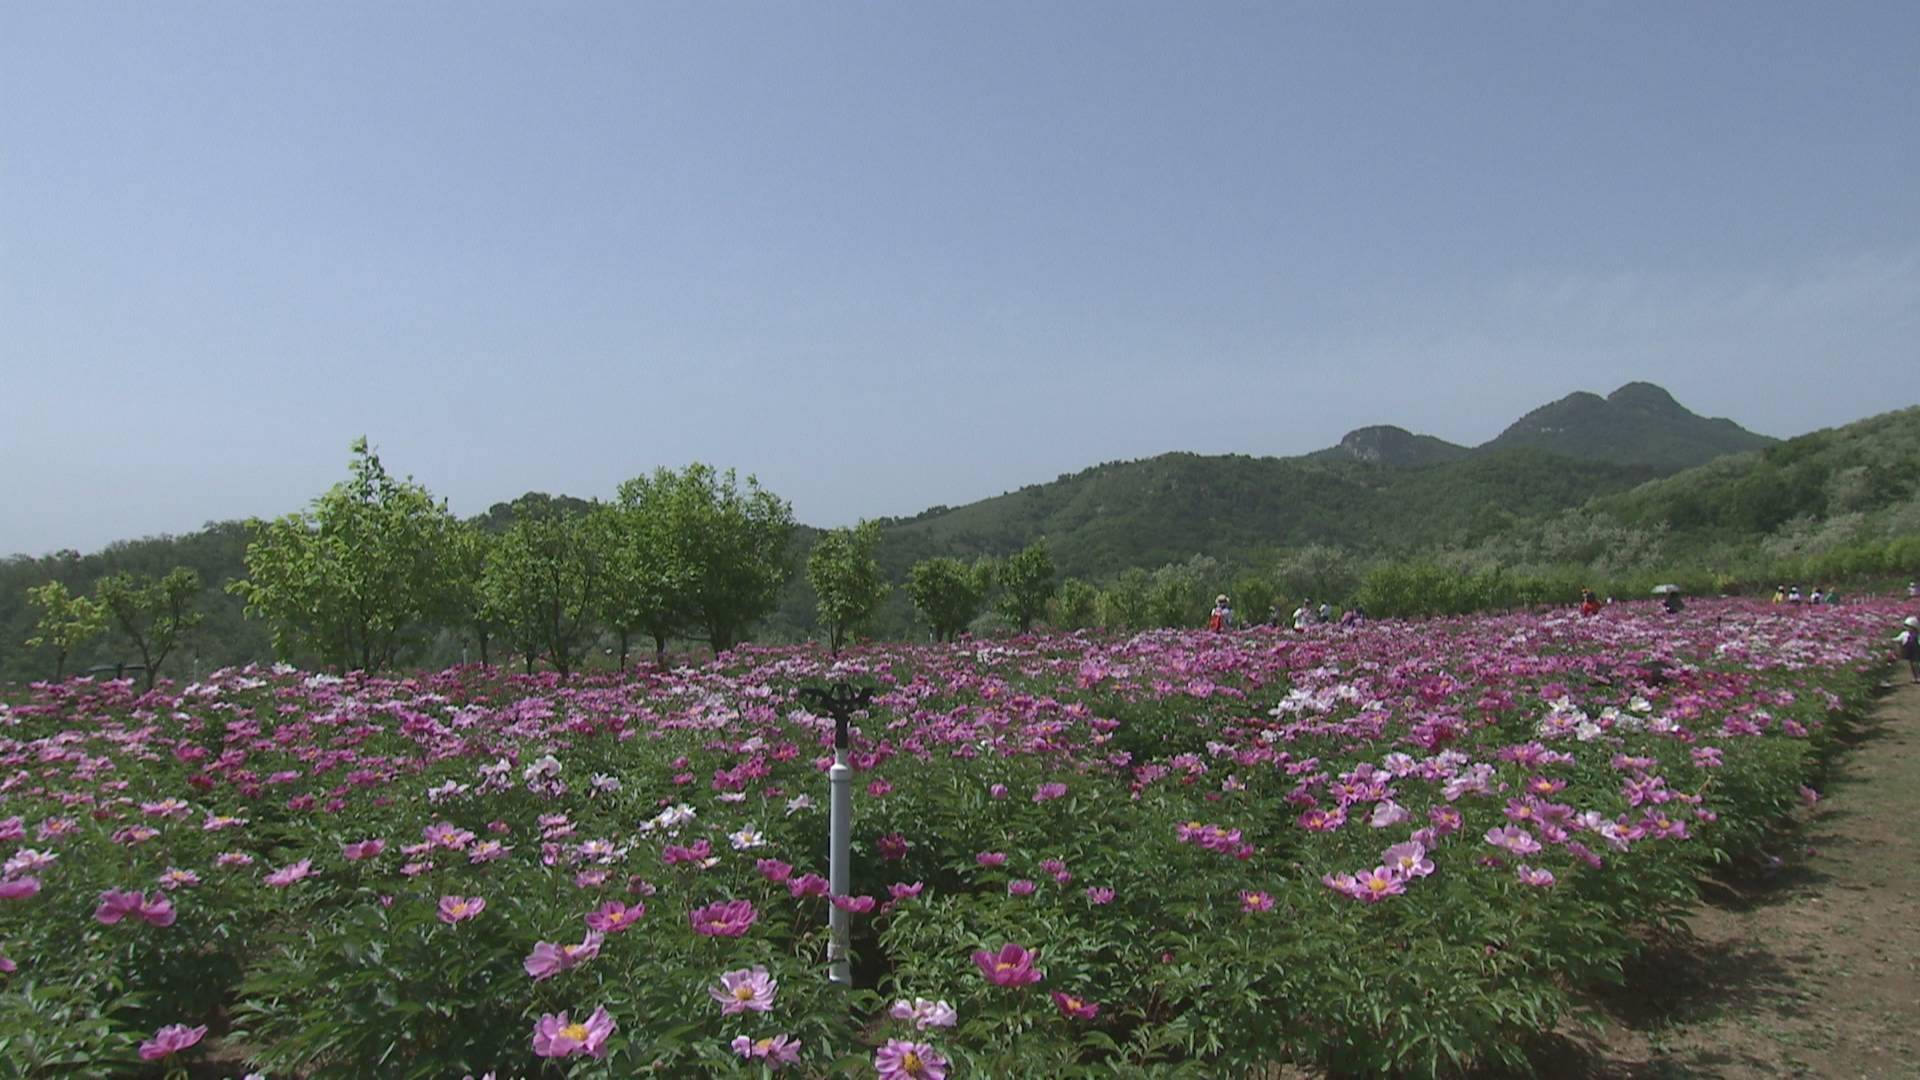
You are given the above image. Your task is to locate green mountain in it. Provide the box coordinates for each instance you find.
[1308,425,1470,468]
[1480,381,1775,469]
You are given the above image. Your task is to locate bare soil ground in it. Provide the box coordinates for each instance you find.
[1548,681,1920,1078]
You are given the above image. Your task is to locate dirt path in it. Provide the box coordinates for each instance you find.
[1565,681,1920,1078]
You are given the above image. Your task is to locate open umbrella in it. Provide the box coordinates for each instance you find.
[1651,584,1681,595]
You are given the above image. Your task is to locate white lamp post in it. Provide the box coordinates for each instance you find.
[799,682,874,987]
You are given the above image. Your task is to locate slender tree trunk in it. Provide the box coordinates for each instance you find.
[477,630,491,668]
[618,629,630,671]
[653,633,668,668]
[523,652,535,675]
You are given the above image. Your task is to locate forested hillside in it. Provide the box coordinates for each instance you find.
[4,387,1911,680]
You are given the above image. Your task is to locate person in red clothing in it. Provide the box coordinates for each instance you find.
[1207,594,1234,632]
[1579,588,1601,617]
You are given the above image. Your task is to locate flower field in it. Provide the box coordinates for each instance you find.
[0,600,1897,1077]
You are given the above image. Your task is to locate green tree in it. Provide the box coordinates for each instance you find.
[230,439,459,672]
[1050,577,1100,630]
[482,500,603,677]
[1100,568,1154,631]
[624,465,795,655]
[995,538,1057,633]
[443,523,499,667]
[599,483,698,666]
[906,556,993,641]
[95,568,202,691]
[24,581,107,680]
[806,520,889,654]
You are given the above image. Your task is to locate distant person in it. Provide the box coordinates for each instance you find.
[1826,588,1841,606]
[1773,584,1787,604]
[1207,594,1234,633]
[1292,599,1313,632]
[1898,617,1920,683]
[1810,587,1825,605]
[1909,580,1918,600]
[1341,604,1366,626]
[1787,586,1803,604]
[1580,588,1601,617]
[1317,600,1332,623]
[1662,591,1684,615]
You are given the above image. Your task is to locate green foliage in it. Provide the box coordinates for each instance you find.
[592,494,694,668]
[228,439,460,672]
[1099,568,1153,631]
[23,581,106,680]
[807,520,889,654]
[993,539,1057,633]
[1049,578,1100,630]
[481,499,603,676]
[621,465,796,654]
[906,557,994,641]
[95,567,202,690]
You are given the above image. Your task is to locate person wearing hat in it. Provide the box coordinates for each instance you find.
[1207,594,1234,633]
[1898,617,1920,683]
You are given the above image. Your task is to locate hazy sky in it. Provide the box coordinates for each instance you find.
[4,3,1917,557]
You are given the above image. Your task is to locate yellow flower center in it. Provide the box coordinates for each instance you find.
[561,1022,589,1042]
[755,1038,774,1052]
[734,985,757,1001]
[1064,996,1084,1010]
[449,902,469,916]
[996,961,1016,972]
[1367,877,1391,894]
[903,1051,923,1070]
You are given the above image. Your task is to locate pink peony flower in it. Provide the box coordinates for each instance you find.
[264,859,314,888]
[1033,782,1068,802]
[584,900,645,933]
[873,1038,947,1080]
[756,858,794,883]
[730,1032,802,1067]
[1085,886,1115,905]
[786,873,829,899]
[1007,879,1036,897]
[876,833,910,860]
[438,895,485,924]
[138,1023,207,1062]
[1051,991,1100,1020]
[0,877,41,901]
[1382,841,1435,879]
[341,839,386,861]
[975,851,1007,868]
[971,942,1042,987]
[689,898,757,938]
[832,894,877,913]
[888,997,957,1030]
[524,931,604,980]
[1516,864,1557,887]
[1355,866,1406,903]
[708,965,777,1014]
[1239,889,1274,913]
[531,1006,615,1059]
[888,881,925,902]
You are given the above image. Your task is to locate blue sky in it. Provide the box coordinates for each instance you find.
[4,3,1916,556]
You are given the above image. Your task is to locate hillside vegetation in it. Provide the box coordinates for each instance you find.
[3,386,1912,679]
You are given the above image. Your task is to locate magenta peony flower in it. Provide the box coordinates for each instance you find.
[888,881,925,902]
[584,900,645,933]
[136,892,177,927]
[1516,864,1557,887]
[1355,866,1406,903]
[1085,886,1115,905]
[876,833,910,860]
[524,931,604,980]
[756,858,794,883]
[971,942,1042,987]
[873,1038,947,1080]
[96,888,142,924]
[974,851,1007,868]
[0,877,41,901]
[1381,841,1435,879]
[832,894,877,913]
[708,965,777,1014]
[1051,991,1100,1020]
[438,895,485,924]
[1033,782,1068,802]
[341,839,386,861]
[1239,889,1274,913]
[689,898,757,937]
[138,1023,207,1062]
[786,873,829,899]
[531,1006,615,1059]
[1007,879,1036,897]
